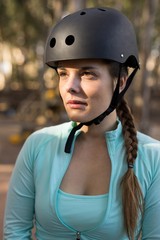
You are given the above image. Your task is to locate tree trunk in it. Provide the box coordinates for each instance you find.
[68,0,86,11]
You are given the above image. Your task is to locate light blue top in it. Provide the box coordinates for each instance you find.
[3,121,160,240]
[57,189,108,232]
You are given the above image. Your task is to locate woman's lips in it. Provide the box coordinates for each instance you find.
[67,100,87,109]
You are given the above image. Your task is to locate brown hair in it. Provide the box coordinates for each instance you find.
[108,61,144,239]
[117,98,144,239]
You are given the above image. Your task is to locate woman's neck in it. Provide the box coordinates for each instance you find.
[80,111,117,138]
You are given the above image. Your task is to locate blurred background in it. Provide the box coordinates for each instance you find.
[0,0,160,238]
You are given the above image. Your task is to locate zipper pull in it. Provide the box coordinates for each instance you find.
[76,231,81,240]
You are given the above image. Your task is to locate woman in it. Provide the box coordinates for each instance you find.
[4,7,160,240]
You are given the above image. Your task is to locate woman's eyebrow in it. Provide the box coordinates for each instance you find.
[57,67,67,71]
[80,66,98,70]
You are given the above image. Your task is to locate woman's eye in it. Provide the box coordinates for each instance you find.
[82,71,97,79]
[57,71,67,78]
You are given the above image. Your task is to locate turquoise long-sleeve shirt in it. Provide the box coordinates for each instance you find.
[3,121,160,239]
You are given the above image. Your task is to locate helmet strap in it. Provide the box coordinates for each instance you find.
[65,65,139,153]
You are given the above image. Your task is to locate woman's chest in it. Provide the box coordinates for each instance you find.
[60,139,111,195]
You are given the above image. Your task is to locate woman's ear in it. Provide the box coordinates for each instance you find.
[119,76,127,93]
[113,76,127,92]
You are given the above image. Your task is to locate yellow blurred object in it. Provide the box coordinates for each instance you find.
[44,89,55,100]
[8,131,32,145]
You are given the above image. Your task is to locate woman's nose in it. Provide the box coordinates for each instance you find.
[66,74,80,93]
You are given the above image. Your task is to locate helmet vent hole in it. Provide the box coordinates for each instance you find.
[80,11,86,15]
[65,35,75,45]
[50,38,56,48]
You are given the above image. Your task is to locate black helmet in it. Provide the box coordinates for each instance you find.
[44,7,139,69]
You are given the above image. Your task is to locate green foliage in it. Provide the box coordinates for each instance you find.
[0,0,53,47]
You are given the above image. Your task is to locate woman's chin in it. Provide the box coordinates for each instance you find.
[68,114,90,123]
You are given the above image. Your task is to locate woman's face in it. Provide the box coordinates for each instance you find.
[57,59,115,123]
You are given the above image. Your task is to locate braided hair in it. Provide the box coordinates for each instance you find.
[117,98,144,239]
[107,61,144,239]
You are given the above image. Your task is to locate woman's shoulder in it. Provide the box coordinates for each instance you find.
[137,131,160,167]
[29,121,72,139]
[137,131,160,147]
[23,121,72,151]
[136,132,160,198]
[16,122,72,168]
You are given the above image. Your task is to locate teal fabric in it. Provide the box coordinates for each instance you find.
[57,189,108,232]
[3,121,160,239]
